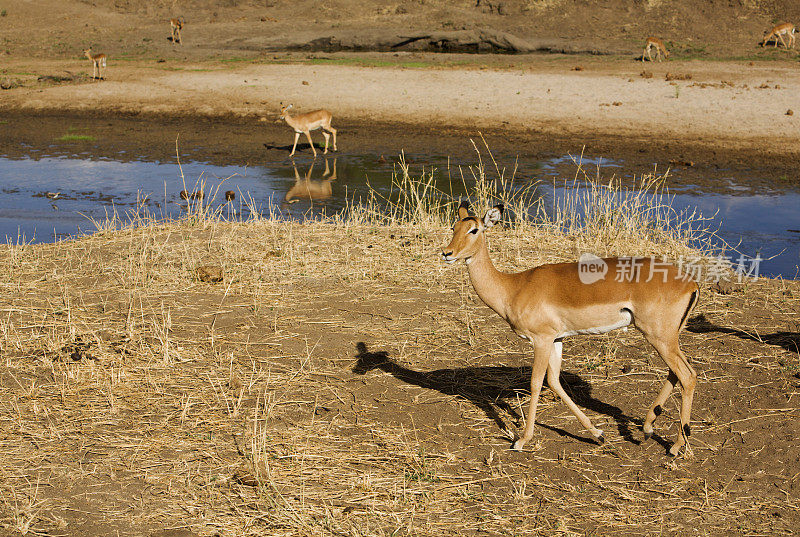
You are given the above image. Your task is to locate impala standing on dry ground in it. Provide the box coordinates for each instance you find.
[277,103,337,157]
[441,202,700,457]
[761,22,796,48]
[642,37,669,62]
[170,17,183,44]
[83,48,106,80]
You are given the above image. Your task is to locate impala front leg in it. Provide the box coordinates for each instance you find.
[547,341,605,443]
[290,132,300,157]
[512,339,552,451]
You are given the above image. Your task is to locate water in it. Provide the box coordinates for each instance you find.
[1,147,798,279]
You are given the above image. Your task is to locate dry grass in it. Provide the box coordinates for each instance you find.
[0,154,798,536]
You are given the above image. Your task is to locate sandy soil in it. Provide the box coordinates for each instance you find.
[4,55,800,173]
[2,1,800,172]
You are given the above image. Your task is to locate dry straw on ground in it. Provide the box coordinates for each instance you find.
[1,150,798,536]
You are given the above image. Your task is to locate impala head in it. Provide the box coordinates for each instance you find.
[278,103,293,121]
[441,201,503,264]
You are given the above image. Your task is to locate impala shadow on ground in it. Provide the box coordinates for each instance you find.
[262,141,319,155]
[352,342,669,450]
[687,314,800,354]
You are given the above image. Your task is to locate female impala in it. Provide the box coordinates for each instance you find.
[761,22,795,48]
[83,48,106,80]
[170,17,184,44]
[441,202,699,457]
[642,37,669,62]
[277,103,337,157]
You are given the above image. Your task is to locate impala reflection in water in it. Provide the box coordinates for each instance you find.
[282,158,337,209]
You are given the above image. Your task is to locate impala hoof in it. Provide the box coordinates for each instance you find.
[511,439,525,451]
[596,435,606,445]
[643,431,652,441]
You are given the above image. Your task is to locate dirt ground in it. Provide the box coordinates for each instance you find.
[0,217,799,536]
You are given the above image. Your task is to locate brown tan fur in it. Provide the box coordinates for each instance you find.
[170,18,183,44]
[83,48,106,80]
[642,37,669,62]
[441,202,699,457]
[762,22,795,48]
[277,103,337,157]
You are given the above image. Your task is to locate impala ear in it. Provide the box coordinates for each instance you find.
[483,204,504,228]
[457,200,470,220]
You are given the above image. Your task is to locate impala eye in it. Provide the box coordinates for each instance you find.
[468,228,478,234]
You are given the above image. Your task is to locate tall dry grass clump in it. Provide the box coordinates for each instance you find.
[344,144,715,270]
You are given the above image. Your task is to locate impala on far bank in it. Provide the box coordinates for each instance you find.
[277,103,338,158]
[441,202,700,457]
[642,37,669,62]
[761,22,796,48]
[83,48,106,80]
[170,17,184,44]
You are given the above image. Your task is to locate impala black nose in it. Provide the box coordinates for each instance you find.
[442,250,452,258]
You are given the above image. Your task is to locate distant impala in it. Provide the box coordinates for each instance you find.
[277,103,338,157]
[642,37,669,62]
[761,22,795,48]
[83,48,106,80]
[170,17,184,44]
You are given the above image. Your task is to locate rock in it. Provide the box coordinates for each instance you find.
[196,265,223,283]
[713,279,738,295]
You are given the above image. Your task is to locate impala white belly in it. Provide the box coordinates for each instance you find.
[294,121,324,133]
[556,309,632,339]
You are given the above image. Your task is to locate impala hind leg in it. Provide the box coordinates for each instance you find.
[512,340,551,451]
[321,131,330,154]
[646,336,696,457]
[327,126,337,151]
[643,370,678,440]
[546,341,605,443]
